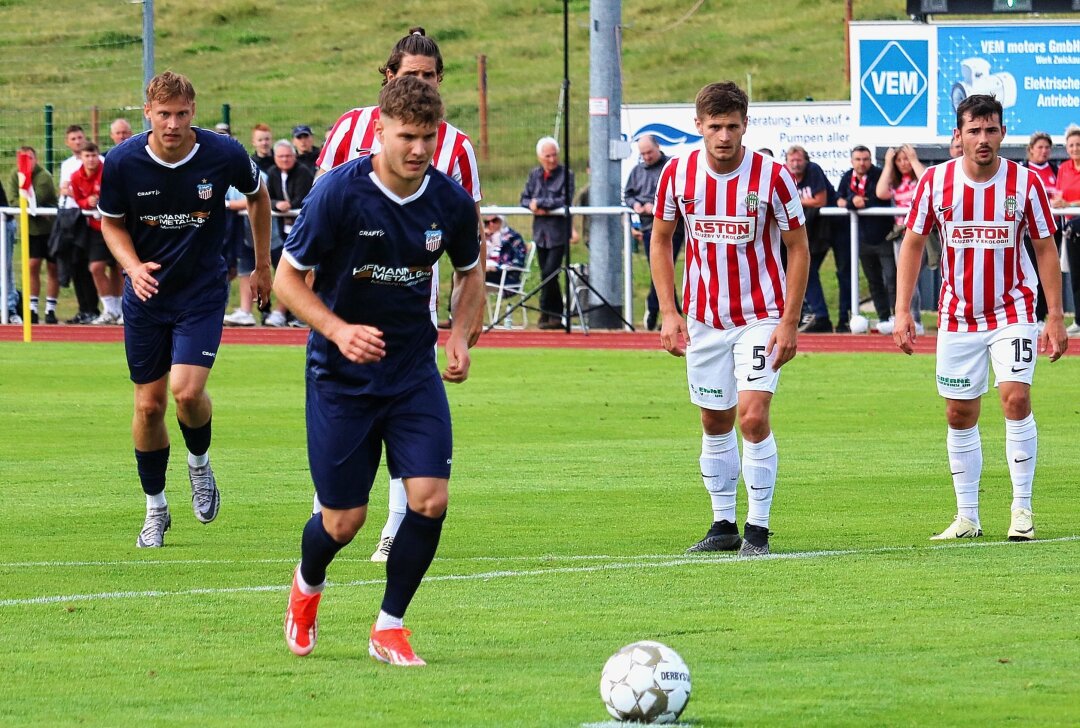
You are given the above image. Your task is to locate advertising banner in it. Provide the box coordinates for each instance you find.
[621,101,854,188]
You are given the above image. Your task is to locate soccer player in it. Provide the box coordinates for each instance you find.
[892,94,1068,541]
[277,76,483,665]
[316,26,483,563]
[650,82,809,557]
[99,71,272,548]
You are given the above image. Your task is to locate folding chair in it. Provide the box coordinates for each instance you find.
[486,241,536,329]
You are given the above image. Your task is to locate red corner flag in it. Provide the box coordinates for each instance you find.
[16,150,35,211]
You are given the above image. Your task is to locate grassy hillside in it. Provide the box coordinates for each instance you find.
[1,0,909,202]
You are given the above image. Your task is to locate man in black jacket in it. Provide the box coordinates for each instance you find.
[265,140,314,327]
[521,136,573,329]
[837,145,895,327]
[624,135,685,331]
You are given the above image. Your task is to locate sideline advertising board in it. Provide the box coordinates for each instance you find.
[621,101,854,188]
[851,20,1080,145]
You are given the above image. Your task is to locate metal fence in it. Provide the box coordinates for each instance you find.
[3,205,1078,329]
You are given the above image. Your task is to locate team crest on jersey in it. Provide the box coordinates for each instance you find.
[744,192,759,210]
[425,225,442,251]
[1004,195,1017,219]
[197,179,213,200]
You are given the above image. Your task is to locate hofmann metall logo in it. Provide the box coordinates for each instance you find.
[860,40,929,127]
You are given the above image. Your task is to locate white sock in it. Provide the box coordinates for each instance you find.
[700,431,739,523]
[188,451,209,468]
[742,433,777,528]
[381,478,408,540]
[108,296,122,317]
[146,491,166,509]
[1005,414,1037,511]
[947,425,982,525]
[295,566,324,595]
[375,610,403,631]
[312,493,323,514]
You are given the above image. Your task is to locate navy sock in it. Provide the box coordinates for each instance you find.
[178,417,212,457]
[134,446,169,496]
[300,513,349,587]
[381,506,446,619]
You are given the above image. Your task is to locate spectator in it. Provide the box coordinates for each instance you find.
[949,135,963,159]
[625,134,684,331]
[9,147,59,324]
[521,136,574,329]
[1052,125,1080,336]
[60,125,99,322]
[785,144,842,332]
[292,125,321,173]
[222,176,275,327]
[837,145,894,330]
[264,140,313,327]
[109,118,133,148]
[69,141,123,324]
[1,177,17,321]
[876,144,926,334]
[483,214,527,285]
[251,123,274,174]
[214,122,231,136]
[1022,132,1059,323]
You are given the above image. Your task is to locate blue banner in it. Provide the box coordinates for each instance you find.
[938,25,1080,136]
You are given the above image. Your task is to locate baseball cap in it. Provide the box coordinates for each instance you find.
[292,125,313,137]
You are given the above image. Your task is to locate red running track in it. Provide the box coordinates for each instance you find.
[0,323,968,355]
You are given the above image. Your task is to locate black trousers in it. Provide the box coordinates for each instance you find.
[71,247,99,315]
[536,244,564,319]
[859,243,896,321]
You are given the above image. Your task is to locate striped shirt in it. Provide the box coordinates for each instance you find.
[905,157,1056,332]
[316,105,481,201]
[654,147,805,329]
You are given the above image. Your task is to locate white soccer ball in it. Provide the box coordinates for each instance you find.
[849,314,869,334]
[600,641,691,724]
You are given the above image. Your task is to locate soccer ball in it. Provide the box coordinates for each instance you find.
[849,314,869,334]
[600,641,691,724]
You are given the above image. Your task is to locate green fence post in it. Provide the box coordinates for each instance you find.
[44,104,54,175]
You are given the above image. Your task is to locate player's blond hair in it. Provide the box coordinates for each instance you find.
[695,82,748,121]
[378,75,443,128]
[145,71,196,105]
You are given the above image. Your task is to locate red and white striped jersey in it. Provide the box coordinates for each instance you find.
[316,105,482,201]
[654,148,805,329]
[906,157,1056,333]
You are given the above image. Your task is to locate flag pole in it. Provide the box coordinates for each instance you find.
[16,150,34,342]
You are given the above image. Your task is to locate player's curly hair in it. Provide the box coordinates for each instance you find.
[695,81,748,121]
[955,94,1002,131]
[379,27,444,86]
[145,71,196,105]
[379,75,443,128]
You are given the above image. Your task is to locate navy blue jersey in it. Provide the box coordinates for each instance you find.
[99,128,261,308]
[283,156,479,396]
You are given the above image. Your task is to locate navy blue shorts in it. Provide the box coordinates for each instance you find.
[306,375,453,509]
[122,283,229,384]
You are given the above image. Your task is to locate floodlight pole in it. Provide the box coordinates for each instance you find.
[142,0,154,130]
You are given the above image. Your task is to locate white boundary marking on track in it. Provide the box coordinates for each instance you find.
[2,536,1076,608]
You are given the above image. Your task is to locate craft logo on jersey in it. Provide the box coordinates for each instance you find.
[197,179,213,200]
[859,40,929,127]
[943,221,1017,249]
[1004,195,1018,219]
[688,214,757,246]
[745,192,759,210]
[425,225,442,252]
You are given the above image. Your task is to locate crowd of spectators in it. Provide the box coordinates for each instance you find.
[4,118,1080,334]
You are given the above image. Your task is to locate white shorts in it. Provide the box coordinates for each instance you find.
[686,317,780,410]
[936,323,1038,399]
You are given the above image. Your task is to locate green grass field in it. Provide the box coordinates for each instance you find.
[1,343,1077,726]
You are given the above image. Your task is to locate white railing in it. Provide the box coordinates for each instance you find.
[4,205,1079,328]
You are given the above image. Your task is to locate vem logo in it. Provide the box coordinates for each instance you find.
[859,40,929,127]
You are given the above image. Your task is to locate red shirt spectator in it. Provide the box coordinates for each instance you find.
[69,146,103,231]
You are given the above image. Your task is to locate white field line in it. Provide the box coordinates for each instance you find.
[1,535,1076,608]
